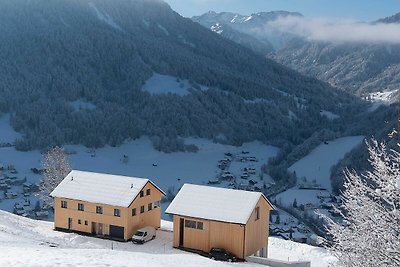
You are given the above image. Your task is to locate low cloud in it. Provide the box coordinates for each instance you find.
[265,16,400,44]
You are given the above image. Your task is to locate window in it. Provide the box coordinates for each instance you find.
[61,201,67,209]
[185,220,197,229]
[78,219,81,224]
[140,205,145,214]
[148,203,152,211]
[96,206,103,214]
[255,207,260,221]
[185,220,204,230]
[146,189,151,195]
[84,220,88,225]
[154,201,160,208]
[114,208,120,217]
[132,208,136,216]
[78,203,84,211]
[140,190,144,197]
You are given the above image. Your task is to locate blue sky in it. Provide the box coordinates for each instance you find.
[164,0,400,21]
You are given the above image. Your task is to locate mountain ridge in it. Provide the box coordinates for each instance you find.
[193,10,400,96]
[0,0,364,151]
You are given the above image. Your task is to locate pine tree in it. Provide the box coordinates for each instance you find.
[323,139,400,267]
[275,213,281,224]
[39,146,71,204]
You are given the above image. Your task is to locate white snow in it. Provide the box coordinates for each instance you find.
[243,98,271,104]
[0,136,278,220]
[275,189,331,207]
[89,2,124,32]
[244,16,253,22]
[142,73,208,96]
[50,170,161,207]
[0,113,21,144]
[319,110,340,120]
[0,209,335,266]
[69,100,96,111]
[157,24,170,36]
[268,237,336,267]
[367,89,399,112]
[289,136,364,192]
[211,23,224,34]
[59,16,70,27]
[178,35,196,48]
[166,184,269,224]
[230,14,239,23]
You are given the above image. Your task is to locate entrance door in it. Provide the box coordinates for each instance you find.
[91,222,96,234]
[179,218,184,247]
[68,218,72,230]
[98,223,103,235]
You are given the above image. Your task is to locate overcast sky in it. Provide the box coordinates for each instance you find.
[164,0,400,21]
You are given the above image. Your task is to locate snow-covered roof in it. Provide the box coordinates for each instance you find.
[50,170,164,207]
[166,184,272,225]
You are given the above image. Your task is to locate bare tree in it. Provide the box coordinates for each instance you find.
[324,139,400,267]
[39,146,71,204]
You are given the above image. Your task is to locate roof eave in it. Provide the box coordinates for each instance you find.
[165,212,246,225]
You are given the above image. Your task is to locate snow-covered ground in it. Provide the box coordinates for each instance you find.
[319,110,339,120]
[0,114,22,144]
[0,210,335,267]
[367,89,399,112]
[89,2,124,32]
[0,113,278,220]
[290,136,364,191]
[142,73,208,96]
[275,136,364,207]
[69,100,96,111]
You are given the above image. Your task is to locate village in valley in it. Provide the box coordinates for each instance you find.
[0,111,363,252]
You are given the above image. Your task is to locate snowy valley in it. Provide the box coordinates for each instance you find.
[0,0,398,266]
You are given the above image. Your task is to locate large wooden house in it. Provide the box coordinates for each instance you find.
[50,170,165,241]
[166,184,274,259]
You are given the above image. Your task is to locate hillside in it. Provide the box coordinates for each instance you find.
[193,11,400,96]
[0,0,364,151]
[0,210,335,266]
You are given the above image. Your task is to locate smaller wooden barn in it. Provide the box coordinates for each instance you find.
[166,184,274,259]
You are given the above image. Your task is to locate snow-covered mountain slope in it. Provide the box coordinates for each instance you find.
[0,210,335,266]
[192,11,300,50]
[193,11,400,96]
[272,40,400,96]
[0,0,364,151]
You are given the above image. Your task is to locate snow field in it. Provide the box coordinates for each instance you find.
[0,210,335,267]
[0,115,278,220]
[0,114,22,144]
[289,136,364,192]
[142,73,208,96]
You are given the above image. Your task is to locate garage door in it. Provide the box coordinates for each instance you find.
[109,225,124,239]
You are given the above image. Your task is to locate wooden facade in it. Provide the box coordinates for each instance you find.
[170,195,272,259]
[53,181,164,241]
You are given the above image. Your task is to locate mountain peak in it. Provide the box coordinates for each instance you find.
[376,12,400,23]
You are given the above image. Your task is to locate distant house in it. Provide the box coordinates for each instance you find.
[166,184,274,259]
[50,170,165,241]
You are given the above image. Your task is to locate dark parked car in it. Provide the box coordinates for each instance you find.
[209,248,236,262]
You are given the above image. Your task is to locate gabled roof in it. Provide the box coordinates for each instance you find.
[50,170,165,207]
[165,184,273,225]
